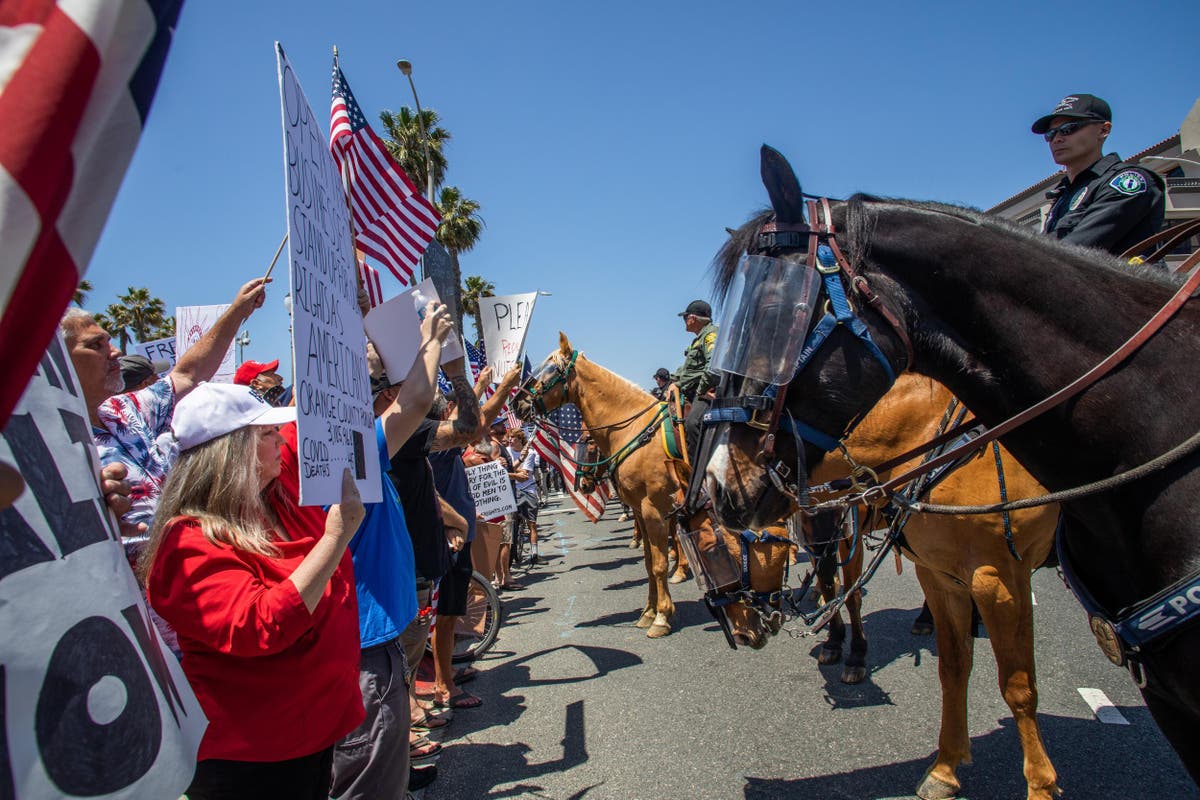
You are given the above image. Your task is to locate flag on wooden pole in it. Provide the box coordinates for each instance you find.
[0,0,184,429]
[357,251,384,309]
[330,57,440,286]
[531,426,610,522]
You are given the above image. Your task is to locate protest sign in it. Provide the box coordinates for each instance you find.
[479,292,538,377]
[411,279,464,363]
[363,278,463,382]
[0,335,206,799]
[175,304,235,382]
[465,459,518,518]
[135,337,176,375]
[277,44,381,506]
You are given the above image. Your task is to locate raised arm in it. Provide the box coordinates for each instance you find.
[480,362,523,429]
[171,278,269,398]
[428,354,482,452]
[380,302,452,457]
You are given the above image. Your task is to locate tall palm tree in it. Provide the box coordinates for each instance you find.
[102,287,166,350]
[73,279,93,307]
[461,275,496,346]
[436,186,485,331]
[378,106,450,195]
[99,305,134,351]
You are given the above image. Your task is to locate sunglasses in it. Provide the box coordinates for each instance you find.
[1043,119,1102,142]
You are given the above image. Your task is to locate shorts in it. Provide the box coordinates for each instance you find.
[514,490,539,523]
[399,583,434,680]
[436,540,474,617]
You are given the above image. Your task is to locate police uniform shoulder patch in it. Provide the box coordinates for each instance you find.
[703,331,717,350]
[1110,170,1147,196]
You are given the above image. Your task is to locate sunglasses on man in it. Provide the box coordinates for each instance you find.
[1043,119,1103,142]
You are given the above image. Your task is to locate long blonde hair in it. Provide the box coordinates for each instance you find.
[138,426,283,582]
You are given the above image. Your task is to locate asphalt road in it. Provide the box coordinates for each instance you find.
[420,494,1196,800]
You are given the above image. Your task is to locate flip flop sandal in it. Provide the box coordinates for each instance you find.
[433,691,483,710]
[410,737,442,761]
[411,711,450,731]
[500,582,525,591]
[453,666,479,685]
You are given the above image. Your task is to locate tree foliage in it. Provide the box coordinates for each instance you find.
[378,106,450,196]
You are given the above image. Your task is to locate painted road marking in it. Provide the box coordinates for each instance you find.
[1031,592,1037,606]
[1077,688,1129,725]
[557,594,578,638]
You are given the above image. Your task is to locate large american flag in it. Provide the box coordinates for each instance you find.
[532,426,610,522]
[548,403,585,443]
[0,0,183,429]
[330,59,440,286]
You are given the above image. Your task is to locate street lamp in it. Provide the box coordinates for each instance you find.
[235,330,250,364]
[396,59,434,203]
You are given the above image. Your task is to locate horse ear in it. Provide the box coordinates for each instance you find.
[760,145,806,225]
[559,331,573,356]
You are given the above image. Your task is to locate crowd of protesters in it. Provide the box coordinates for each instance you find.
[59,276,562,800]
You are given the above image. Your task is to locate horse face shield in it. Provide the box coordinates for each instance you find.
[711,254,822,386]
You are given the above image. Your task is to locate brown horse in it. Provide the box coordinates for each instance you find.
[514,333,690,638]
[722,374,1061,800]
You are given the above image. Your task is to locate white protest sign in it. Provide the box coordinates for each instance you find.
[135,337,176,375]
[0,334,206,799]
[363,278,463,382]
[277,44,381,506]
[175,304,235,382]
[465,459,518,518]
[480,292,538,377]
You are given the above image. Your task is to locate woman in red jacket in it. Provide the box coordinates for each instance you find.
[142,383,365,799]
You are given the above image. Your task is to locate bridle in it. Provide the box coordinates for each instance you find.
[516,350,579,417]
[701,197,913,500]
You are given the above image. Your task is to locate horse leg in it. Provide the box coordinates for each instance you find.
[641,501,675,638]
[971,565,1059,800]
[629,513,643,549]
[634,510,657,629]
[915,565,975,800]
[840,538,868,685]
[811,513,845,665]
[669,526,689,584]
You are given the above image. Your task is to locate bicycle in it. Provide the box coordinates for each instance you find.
[426,571,502,663]
[510,514,533,568]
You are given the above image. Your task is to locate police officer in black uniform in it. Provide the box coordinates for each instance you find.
[1032,93,1165,256]
[650,368,671,401]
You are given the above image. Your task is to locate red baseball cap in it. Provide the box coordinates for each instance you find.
[234,359,280,386]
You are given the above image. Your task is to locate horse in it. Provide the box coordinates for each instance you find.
[694,145,1200,797]
[722,372,1059,797]
[514,333,693,637]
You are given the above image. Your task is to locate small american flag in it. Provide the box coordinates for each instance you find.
[0,0,184,429]
[465,339,494,400]
[501,355,532,429]
[357,251,384,309]
[330,58,440,286]
[532,426,610,522]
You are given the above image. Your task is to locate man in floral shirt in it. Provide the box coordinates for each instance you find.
[62,278,269,535]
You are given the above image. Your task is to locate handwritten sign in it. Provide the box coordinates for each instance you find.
[0,335,206,799]
[135,337,176,375]
[277,44,380,505]
[465,459,517,518]
[175,305,235,382]
[480,292,538,377]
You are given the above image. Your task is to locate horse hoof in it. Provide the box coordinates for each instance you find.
[669,571,687,584]
[912,620,934,636]
[629,538,641,549]
[840,665,868,685]
[635,610,655,629]
[647,623,671,638]
[916,772,959,800]
[817,646,842,665]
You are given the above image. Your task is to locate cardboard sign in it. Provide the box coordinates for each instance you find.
[0,335,206,799]
[465,459,517,518]
[277,44,381,506]
[479,292,538,377]
[135,337,176,375]
[175,305,235,382]
[363,278,463,383]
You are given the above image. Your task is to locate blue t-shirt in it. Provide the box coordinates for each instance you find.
[429,447,477,542]
[349,420,419,648]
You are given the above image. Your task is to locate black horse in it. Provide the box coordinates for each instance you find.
[693,146,1200,791]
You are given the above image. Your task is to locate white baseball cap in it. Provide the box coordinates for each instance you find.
[172,382,296,452]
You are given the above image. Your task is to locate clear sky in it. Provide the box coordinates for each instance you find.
[86,0,1200,388]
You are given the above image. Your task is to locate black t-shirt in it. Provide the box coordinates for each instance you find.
[388,418,450,581]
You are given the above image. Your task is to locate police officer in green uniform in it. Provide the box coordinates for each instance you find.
[671,300,719,460]
[1032,94,1165,256]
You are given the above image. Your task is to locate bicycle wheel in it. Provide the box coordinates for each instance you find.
[451,571,502,663]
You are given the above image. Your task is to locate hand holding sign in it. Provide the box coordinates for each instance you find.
[328,468,366,542]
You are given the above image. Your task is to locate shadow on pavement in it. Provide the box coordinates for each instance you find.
[567,554,642,573]
[740,712,1197,800]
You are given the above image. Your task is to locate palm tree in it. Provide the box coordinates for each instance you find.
[461,275,496,346]
[378,106,450,195]
[99,305,134,351]
[101,287,167,350]
[151,316,176,340]
[436,186,485,331]
[73,279,93,307]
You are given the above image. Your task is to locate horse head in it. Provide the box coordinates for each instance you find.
[694,146,912,530]
[513,332,578,421]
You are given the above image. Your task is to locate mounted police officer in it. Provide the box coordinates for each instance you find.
[1032,93,1165,256]
[650,367,671,401]
[671,300,719,461]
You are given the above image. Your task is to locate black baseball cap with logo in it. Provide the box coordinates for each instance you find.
[1031,94,1112,134]
[678,300,712,318]
[653,368,671,381]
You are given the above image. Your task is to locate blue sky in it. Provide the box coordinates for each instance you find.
[87,0,1200,388]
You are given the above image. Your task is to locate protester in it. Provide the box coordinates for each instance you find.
[326,304,454,800]
[118,354,168,393]
[64,277,269,535]
[141,384,365,800]
[1032,93,1165,255]
[507,428,542,564]
[488,419,522,588]
[234,358,287,406]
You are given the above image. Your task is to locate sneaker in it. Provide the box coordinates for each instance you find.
[409,765,438,791]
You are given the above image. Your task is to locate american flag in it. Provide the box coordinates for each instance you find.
[502,355,533,429]
[465,339,494,400]
[532,426,610,522]
[0,0,184,429]
[330,59,440,286]
[548,403,585,443]
[357,251,384,308]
